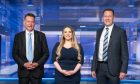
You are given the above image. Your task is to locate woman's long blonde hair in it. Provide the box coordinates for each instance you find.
[56,26,81,62]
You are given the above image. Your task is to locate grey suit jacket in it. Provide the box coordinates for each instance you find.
[91,24,129,76]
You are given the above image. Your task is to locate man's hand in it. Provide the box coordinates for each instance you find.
[24,62,32,70]
[91,71,96,78]
[24,62,39,70]
[31,62,39,69]
[119,72,126,80]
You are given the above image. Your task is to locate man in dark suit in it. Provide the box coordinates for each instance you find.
[91,8,129,84]
[12,13,49,84]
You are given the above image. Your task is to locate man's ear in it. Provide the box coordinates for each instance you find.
[23,20,25,25]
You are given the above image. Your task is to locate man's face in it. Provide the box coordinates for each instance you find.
[24,16,35,32]
[103,11,114,27]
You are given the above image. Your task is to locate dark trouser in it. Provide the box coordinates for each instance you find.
[96,62,120,84]
[19,76,42,84]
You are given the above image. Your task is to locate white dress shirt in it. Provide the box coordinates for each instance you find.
[98,24,114,61]
[26,30,34,60]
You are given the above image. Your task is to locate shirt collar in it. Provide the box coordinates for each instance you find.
[26,30,34,35]
[104,24,114,30]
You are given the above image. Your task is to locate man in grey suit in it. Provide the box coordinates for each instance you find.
[91,8,129,84]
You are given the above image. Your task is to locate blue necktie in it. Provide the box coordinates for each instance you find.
[103,28,109,61]
[27,33,33,62]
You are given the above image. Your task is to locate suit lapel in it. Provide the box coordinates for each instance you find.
[108,25,116,51]
[97,28,104,43]
[22,31,26,57]
[34,30,38,60]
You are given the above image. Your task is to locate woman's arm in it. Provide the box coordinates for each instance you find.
[54,61,70,76]
[53,61,63,73]
[67,43,84,75]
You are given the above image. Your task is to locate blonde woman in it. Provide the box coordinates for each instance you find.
[52,26,84,84]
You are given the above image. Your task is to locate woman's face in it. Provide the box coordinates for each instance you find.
[63,27,73,41]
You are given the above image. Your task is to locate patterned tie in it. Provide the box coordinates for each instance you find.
[103,28,109,61]
[27,33,33,62]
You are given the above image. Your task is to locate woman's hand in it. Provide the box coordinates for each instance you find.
[61,70,76,76]
[67,70,76,75]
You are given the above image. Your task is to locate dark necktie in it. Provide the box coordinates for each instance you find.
[103,28,109,61]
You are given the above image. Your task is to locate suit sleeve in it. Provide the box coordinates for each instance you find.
[12,34,25,66]
[120,30,129,73]
[91,31,98,71]
[37,33,49,66]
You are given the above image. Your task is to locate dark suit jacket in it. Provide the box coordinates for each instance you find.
[91,24,129,76]
[12,30,49,78]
